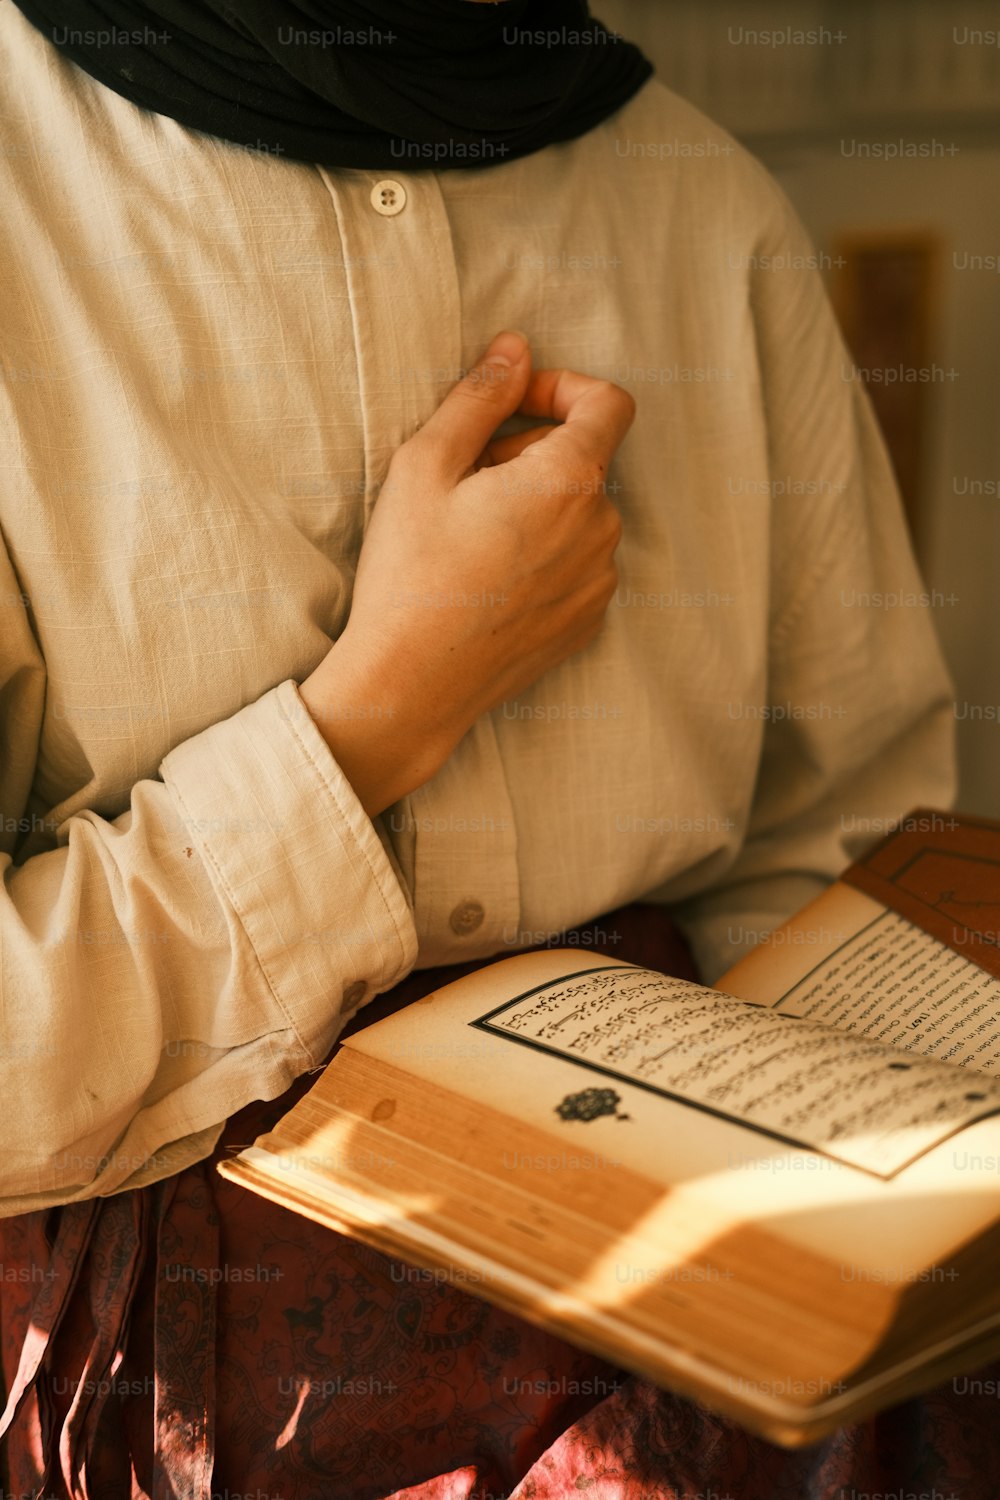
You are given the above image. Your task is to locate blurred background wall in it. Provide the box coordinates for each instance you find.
[598,0,1000,817]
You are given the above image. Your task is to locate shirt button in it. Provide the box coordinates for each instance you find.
[370,179,406,216]
[342,980,367,1009]
[449,899,485,935]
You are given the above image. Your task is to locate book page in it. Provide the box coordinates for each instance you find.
[769,909,1000,1075]
[343,948,1000,1274]
[718,813,1000,1033]
[472,964,1000,1178]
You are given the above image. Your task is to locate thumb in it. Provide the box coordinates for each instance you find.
[412,331,531,482]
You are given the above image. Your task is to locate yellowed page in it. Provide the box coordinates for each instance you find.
[720,884,1000,1074]
[717,883,886,1003]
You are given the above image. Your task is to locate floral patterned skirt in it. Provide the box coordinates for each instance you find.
[3,903,999,1500]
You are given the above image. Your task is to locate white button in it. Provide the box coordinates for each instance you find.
[370,179,406,216]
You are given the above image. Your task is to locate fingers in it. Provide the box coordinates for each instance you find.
[478,425,554,469]
[515,368,636,473]
[408,331,532,482]
[405,338,636,491]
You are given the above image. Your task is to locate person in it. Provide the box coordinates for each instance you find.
[2,1,991,1496]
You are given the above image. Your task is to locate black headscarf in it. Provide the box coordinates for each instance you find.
[10,0,653,170]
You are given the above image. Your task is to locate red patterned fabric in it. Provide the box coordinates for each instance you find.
[3,904,999,1499]
[509,1364,1000,1500]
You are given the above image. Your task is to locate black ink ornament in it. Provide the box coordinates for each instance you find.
[555,1087,625,1123]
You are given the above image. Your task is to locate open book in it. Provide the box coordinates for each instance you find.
[218,809,1000,1445]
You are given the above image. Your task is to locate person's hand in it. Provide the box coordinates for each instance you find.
[299,330,634,815]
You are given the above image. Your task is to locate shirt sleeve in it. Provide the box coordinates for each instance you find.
[0,538,417,1214]
[670,163,958,984]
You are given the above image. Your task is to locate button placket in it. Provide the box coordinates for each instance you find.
[315,166,459,529]
[313,166,520,963]
[402,711,521,964]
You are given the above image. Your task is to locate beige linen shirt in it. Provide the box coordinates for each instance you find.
[0,5,955,1213]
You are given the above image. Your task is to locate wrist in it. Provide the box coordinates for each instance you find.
[298,634,459,817]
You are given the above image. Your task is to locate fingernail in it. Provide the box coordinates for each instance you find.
[482,330,529,368]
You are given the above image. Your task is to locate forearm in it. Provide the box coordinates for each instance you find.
[0,679,417,1213]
